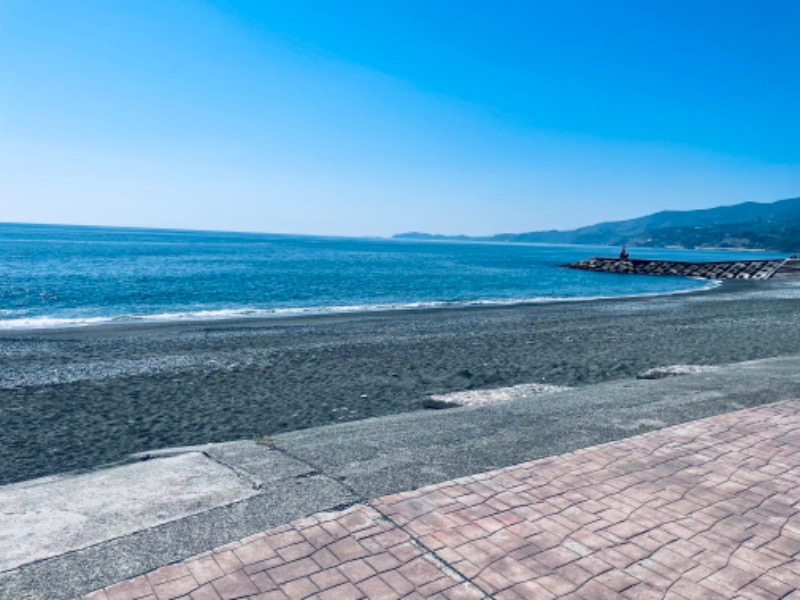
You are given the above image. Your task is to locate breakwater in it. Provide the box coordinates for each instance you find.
[564,257,797,280]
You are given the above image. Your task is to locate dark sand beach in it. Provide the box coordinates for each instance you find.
[2,279,800,486]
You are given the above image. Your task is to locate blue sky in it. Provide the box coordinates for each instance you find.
[1,0,798,236]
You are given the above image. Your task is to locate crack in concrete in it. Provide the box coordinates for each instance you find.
[199,450,265,491]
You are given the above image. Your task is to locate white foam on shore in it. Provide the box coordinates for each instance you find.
[0,281,720,331]
[0,316,115,330]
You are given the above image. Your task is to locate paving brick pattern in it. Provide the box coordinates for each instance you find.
[77,401,800,599]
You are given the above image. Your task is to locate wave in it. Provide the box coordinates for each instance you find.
[0,316,115,330]
[0,281,720,331]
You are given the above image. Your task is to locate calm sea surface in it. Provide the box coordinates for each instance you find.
[0,223,787,330]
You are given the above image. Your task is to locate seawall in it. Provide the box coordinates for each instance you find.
[564,257,798,280]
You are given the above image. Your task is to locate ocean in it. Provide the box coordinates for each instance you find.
[0,222,786,330]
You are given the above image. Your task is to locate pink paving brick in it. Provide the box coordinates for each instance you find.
[417,574,461,597]
[147,564,193,587]
[378,570,416,596]
[268,557,320,586]
[356,575,398,600]
[275,541,316,563]
[76,401,800,599]
[317,582,364,600]
[105,576,152,600]
[337,558,377,583]
[185,556,225,586]
[153,574,199,600]
[534,572,580,595]
[211,550,244,575]
[211,571,261,599]
[442,583,487,600]
[279,577,318,599]
[188,583,222,600]
[309,568,347,591]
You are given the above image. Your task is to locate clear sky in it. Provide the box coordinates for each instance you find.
[1,1,799,237]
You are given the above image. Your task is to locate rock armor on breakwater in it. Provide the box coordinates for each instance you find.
[564,257,799,280]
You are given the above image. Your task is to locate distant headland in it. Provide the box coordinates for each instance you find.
[394,196,800,253]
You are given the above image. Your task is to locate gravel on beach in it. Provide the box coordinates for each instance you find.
[2,279,800,486]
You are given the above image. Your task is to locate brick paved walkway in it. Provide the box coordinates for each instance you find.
[78,401,800,599]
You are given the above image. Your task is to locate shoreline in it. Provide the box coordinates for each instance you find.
[3,278,800,486]
[0,276,728,336]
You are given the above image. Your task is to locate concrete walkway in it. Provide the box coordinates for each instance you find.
[74,400,800,599]
[5,354,800,599]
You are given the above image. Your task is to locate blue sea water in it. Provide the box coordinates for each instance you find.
[0,223,787,330]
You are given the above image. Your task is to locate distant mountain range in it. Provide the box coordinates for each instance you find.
[394,196,800,252]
